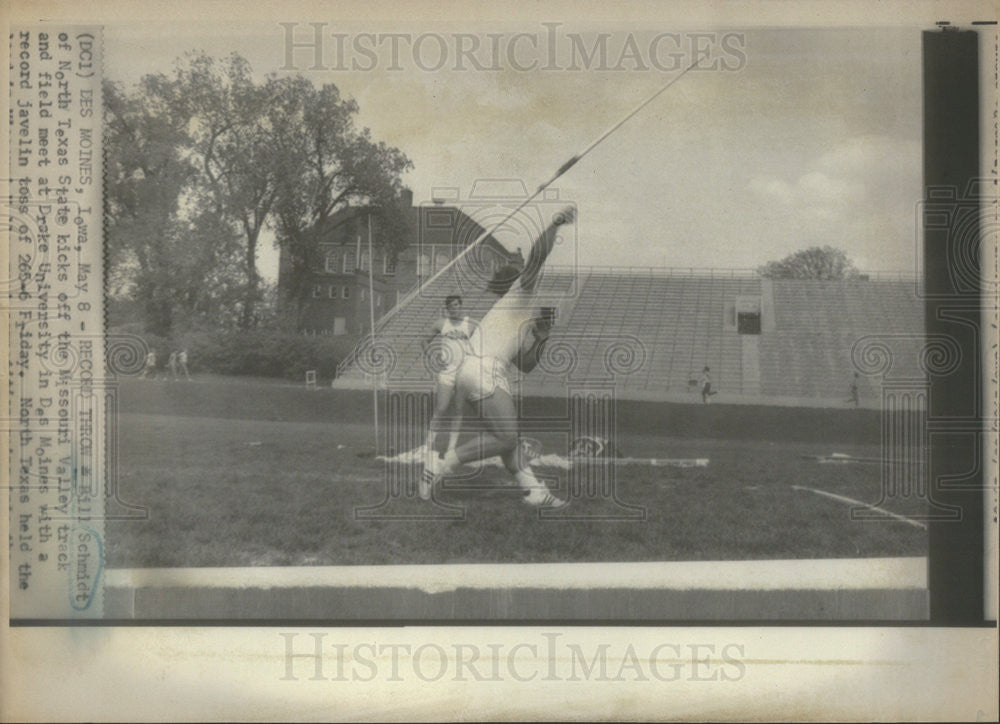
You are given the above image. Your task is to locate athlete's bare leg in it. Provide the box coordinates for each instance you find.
[449,387,519,467]
[429,387,564,507]
[424,378,457,466]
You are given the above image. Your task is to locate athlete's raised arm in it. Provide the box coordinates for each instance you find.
[520,205,575,292]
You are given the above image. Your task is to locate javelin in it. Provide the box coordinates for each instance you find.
[397,56,704,305]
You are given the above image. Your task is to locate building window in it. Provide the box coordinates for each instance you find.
[324,254,338,273]
[435,252,450,272]
[343,251,356,273]
[360,251,370,271]
[342,286,350,299]
[383,255,397,276]
[311,285,322,298]
[418,254,430,276]
[360,288,366,301]
[375,293,383,307]
[333,317,346,335]
[328,285,337,298]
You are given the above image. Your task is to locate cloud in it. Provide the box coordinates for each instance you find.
[748,176,794,205]
[817,134,916,176]
[798,170,858,200]
[743,135,921,269]
[749,166,864,210]
[749,136,918,210]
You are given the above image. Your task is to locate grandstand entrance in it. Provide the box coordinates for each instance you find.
[738,311,761,334]
[735,296,763,334]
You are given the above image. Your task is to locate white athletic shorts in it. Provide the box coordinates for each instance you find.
[435,339,471,388]
[456,355,512,402]
[437,369,458,387]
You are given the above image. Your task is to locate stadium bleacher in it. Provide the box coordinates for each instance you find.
[760,279,924,401]
[541,273,760,393]
[335,267,924,407]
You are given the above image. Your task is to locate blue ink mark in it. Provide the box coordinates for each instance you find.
[68,524,103,611]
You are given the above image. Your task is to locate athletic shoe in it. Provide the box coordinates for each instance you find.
[418,469,435,501]
[419,455,441,501]
[523,488,567,509]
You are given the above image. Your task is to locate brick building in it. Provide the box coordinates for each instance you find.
[279,189,524,336]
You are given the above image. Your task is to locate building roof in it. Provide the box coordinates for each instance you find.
[313,192,523,264]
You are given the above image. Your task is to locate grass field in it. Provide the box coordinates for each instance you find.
[106,375,928,568]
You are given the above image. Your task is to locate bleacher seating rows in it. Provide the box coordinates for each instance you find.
[537,274,760,392]
[760,279,924,400]
[336,270,924,404]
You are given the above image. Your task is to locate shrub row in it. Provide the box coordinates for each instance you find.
[110,324,360,381]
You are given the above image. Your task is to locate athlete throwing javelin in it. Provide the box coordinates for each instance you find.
[420,205,575,508]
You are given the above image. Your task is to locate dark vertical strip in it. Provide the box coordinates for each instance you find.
[923,29,984,623]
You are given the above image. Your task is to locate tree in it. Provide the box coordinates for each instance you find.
[165,52,285,328]
[269,78,413,318]
[173,208,246,327]
[105,52,412,333]
[757,246,860,280]
[104,78,194,335]
[104,78,247,335]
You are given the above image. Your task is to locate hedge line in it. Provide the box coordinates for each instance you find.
[111,325,360,381]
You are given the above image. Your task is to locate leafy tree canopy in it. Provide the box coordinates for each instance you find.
[757,246,860,280]
[105,52,412,334]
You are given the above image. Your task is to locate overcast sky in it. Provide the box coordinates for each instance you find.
[106,21,923,281]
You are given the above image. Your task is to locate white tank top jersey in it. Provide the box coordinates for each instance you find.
[439,315,474,354]
[470,287,536,363]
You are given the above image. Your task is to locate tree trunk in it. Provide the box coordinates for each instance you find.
[241,229,259,328]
